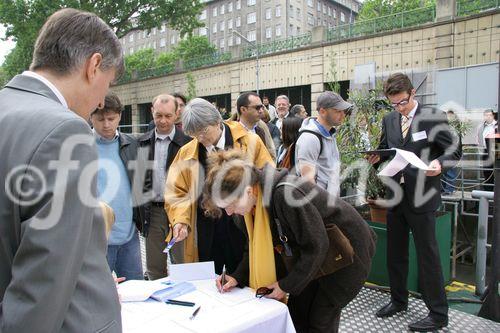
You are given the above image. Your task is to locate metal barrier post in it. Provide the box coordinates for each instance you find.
[472,190,494,295]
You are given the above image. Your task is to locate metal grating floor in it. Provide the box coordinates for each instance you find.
[141,236,499,332]
[340,287,500,332]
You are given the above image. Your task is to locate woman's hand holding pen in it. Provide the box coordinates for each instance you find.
[215,274,238,293]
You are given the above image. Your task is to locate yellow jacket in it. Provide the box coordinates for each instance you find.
[164,121,274,262]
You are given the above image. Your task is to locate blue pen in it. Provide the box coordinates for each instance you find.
[163,237,177,253]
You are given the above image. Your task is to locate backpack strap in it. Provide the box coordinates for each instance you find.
[272,182,308,257]
[298,130,323,157]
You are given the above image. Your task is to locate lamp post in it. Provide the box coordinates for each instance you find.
[231,29,260,95]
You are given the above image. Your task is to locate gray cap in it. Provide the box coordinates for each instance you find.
[316,91,352,111]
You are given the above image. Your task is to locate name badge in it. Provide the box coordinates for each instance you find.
[412,130,427,142]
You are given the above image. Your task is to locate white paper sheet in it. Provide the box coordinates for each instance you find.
[195,279,256,306]
[169,261,216,281]
[118,280,167,302]
[378,148,431,177]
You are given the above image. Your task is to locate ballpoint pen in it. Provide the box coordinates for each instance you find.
[162,237,177,253]
[220,264,226,293]
[190,306,201,320]
[165,299,195,307]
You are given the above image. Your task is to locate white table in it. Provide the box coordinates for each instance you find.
[121,279,296,333]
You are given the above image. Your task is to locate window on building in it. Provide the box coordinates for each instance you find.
[236,0,241,10]
[160,38,166,47]
[235,36,241,45]
[213,7,217,17]
[212,22,217,33]
[307,13,314,26]
[247,0,256,6]
[289,5,294,18]
[200,9,207,20]
[142,31,147,39]
[171,35,176,44]
[341,12,345,23]
[289,24,294,36]
[296,8,301,21]
[228,2,233,12]
[247,30,256,42]
[317,2,321,12]
[266,27,272,39]
[297,26,301,34]
[247,12,256,24]
[220,21,225,31]
[228,18,233,29]
[228,36,233,46]
[153,41,157,49]
[199,27,207,36]
[307,0,313,8]
[220,39,225,49]
[152,27,157,35]
[328,7,331,16]
[129,34,134,42]
[333,9,337,19]
[323,5,326,14]
[236,16,241,27]
[161,23,166,32]
[265,8,271,20]
[220,4,225,15]
[275,24,282,37]
[129,47,134,54]
[276,5,281,17]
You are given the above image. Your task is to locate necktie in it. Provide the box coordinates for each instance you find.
[401,115,410,139]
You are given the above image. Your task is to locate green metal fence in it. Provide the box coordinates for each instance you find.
[242,32,312,58]
[183,51,232,71]
[456,0,499,17]
[327,6,436,42]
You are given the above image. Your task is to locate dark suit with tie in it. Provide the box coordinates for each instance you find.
[377,104,462,320]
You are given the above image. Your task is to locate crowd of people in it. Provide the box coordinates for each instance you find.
[0,7,468,333]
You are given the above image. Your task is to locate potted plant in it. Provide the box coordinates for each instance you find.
[335,82,391,222]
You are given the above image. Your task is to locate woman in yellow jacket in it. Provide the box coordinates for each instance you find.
[164,98,273,274]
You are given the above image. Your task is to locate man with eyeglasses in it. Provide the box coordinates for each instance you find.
[237,92,277,161]
[367,73,461,332]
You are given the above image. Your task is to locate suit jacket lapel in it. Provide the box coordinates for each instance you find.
[392,112,403,145]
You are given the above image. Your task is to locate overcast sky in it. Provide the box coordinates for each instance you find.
[0,25,15,65]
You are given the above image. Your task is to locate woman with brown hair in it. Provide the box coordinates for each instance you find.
[203,150,376,333]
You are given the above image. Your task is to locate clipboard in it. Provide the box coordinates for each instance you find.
[357,149,396,157]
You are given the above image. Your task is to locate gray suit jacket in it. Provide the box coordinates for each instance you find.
[0,75,121,332]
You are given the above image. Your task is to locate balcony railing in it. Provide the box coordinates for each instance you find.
[327,6,436,42]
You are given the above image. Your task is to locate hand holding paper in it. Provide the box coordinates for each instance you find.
[378,148,432,177]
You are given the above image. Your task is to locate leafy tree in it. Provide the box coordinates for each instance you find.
[124,48,156,73]
[358,0,436,21]
[173,35,217,63]
[0,0,203,79]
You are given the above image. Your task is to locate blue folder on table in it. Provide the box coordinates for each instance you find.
[150,281,196,302]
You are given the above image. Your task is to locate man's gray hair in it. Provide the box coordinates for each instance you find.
[182,98,222,136]
[30,8,124,77]
[275,95,290,104]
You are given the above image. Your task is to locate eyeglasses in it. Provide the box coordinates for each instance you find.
[247,104,265,110]
[255,287,273,298]
[390,96,411,108]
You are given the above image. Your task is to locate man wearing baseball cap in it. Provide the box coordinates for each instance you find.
[295,91,352,196]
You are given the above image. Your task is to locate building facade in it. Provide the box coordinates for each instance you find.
[120,0,360,56]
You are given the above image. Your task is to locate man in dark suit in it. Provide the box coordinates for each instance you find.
[368,73,462,332]
[0,8,123,332]
[138,94,191,279]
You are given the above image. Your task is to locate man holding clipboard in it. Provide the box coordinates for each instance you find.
[367,73,461,332]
